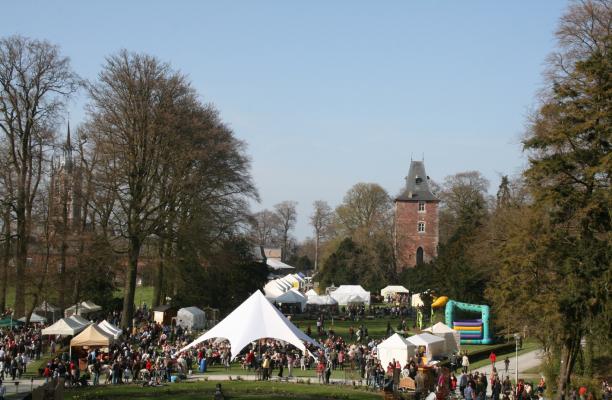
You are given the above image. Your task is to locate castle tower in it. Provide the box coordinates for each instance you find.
[394,160,439,269]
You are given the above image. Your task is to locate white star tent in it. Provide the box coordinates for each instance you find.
[179,290,318,359]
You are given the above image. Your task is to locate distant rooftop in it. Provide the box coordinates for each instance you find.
[396,160,439,202]
[264,248,282,260]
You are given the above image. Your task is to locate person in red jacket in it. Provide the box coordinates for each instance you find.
[489,352,497,366]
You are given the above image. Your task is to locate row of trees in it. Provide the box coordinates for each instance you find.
[0,38,263,326]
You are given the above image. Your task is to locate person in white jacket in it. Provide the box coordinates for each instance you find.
[462,354,470,373]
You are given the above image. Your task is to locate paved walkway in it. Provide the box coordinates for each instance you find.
[472,350,544,395]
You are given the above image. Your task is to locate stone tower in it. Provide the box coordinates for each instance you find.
[394,160,439,269]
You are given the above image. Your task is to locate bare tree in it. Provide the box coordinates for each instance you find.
[274,201,297,261]
[0,36,78,316]
[547,0,612,81]
[250,210,281,248]
[88,50,194,328]
[310,200,332,271]
[335,183,392,239]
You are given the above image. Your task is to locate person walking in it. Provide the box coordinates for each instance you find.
[462,353,470,373]
[492,377,502,400]
[287,353,293,378]
[465,381,475,400]
[325,361,332,384]
[261,355,270,381]
[504,357,510,375]
[92,360,101,386]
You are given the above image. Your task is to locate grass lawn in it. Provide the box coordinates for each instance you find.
[113,286,155,309]
[290,317,417,342]
[3,287,39,312]
[65,380,383,400]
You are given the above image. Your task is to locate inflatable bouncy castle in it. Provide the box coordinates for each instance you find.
[444,300,493,345]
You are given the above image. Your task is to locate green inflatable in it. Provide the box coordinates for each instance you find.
[445,300,493,345]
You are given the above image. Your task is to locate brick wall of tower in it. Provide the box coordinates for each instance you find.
[394,200,439,269]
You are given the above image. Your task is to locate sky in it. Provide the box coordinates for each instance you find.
[2,0,569,240]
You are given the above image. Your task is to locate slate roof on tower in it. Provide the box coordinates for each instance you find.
[396,160,439,201]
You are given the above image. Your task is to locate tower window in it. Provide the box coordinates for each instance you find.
[417,222,425,233]
[418,201,425,212]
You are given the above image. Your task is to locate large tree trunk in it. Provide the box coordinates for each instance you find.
[152,239,164,307]
[59,180,69,309]
[0,206,10,312]
[13,191,27,317]
[557,337,579,400]
[121,236,141,329]
[314,235,320,271]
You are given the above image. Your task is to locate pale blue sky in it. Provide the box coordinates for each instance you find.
[3,1,568,239]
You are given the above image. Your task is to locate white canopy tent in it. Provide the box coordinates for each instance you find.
[306,295,338,306]
[34,302,61,322]
[330,285,371,306]
[64,301,102,317]
[423,322,460,354]
[305,289,318,298]
[377,333,416,368]
[68,315,92,327]
[177,307,206,330]
[263,279,291,298]
[274,290,307,312]
[411,293,425,307]
[42,318,87,336]
[407,333,446,362]
[97,320,122,339]
[179,290,318,359]
[380,285,410,300]
[18,313,47,323]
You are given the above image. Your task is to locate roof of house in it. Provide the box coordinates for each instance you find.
[396,160,439,202]
[264,248,282,259]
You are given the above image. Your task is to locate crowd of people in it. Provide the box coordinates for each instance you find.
[0,323,43,381]
[0,306,610,400]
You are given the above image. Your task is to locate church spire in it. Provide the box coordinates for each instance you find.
[64,122,73,171]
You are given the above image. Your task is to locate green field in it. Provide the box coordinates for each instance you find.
[65,380,383,400]
[114,286,156,309]
[291,316,417,342]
